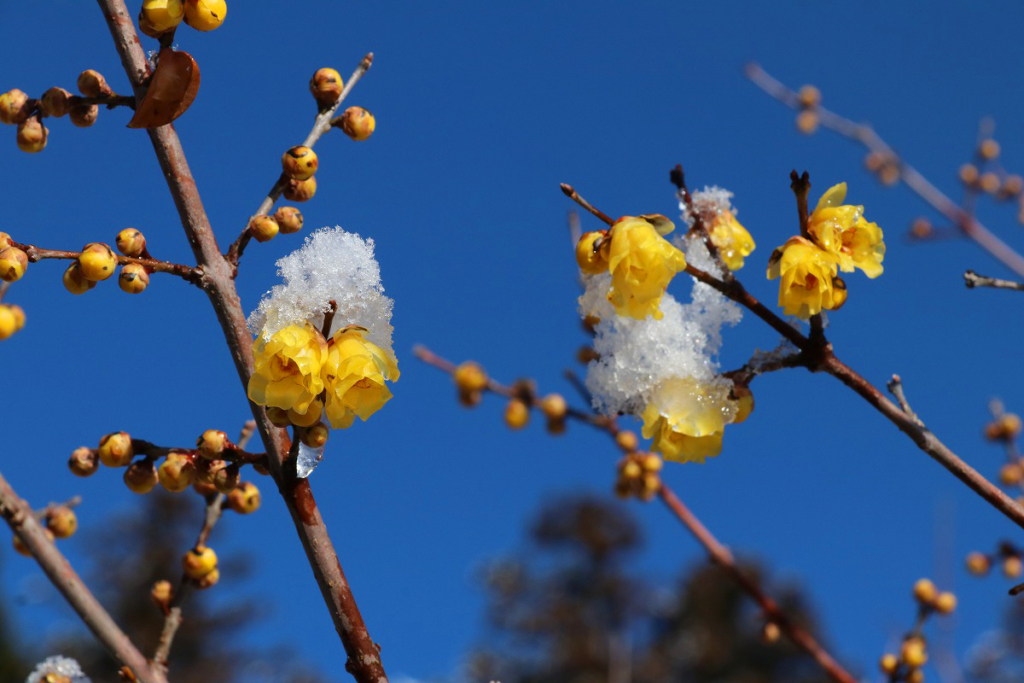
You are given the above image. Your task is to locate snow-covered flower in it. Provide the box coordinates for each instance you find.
[27,656,89,683]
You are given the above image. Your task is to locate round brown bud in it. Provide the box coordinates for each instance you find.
[761,621,781,644]
[0,89,30,125]
[0,247,28,283]
[979,172,1001,194]
[63,262,96,295]
[68,447,99,477]
[227,481,261,514]
[864,151,886,172]
[879,164,900,186]
[282,145,318,180]
[309,68,344,107]
[966,551,990,575]
[576,346,599,364]
[795,110,818,135]
[979,138,1000,160]
[249,215,279,243]
[46,507,78,539]
[454,362,488,393]
[69,104,98,128]
[797,84,821,108]
[17,117,48,153]
[539,393,567,420]
[901,636,927,668]
[999,462,1023,486]
[40,87,72,118]
[195,457,224,485]
[283,177,317,203]
[959,163,979,185]
[910,217,932,238]
[1003,555,1023,578]
[1001,174,1024,198]
[213,463,240,494]
[934,591,957,614]
[118,263,150,294]
[98,431,134,467]
[300,423,329,448]
[274,206,304,234]
[158,454,196,493]
[115,228,146,257]
[879,653,899,674]
[196,429,229,459]
[124,460,158,494]
[338,106,375,141]
[77,70,111,98]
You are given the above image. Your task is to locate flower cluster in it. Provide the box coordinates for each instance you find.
[681,186,756,271]
[26,656,90,683]
[139,0,227,37]
[877,578,955,683]
[767,182,885,318]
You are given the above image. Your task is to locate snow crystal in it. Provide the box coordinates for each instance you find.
[581,234,741,416]
[27,656,89,683]
[296,442,324,479]
[680,185,736,228]
[248,227,395,356]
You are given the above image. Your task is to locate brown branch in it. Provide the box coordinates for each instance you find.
[560,183,616,226]
[225,54,374,267]
[0,472,167,683]
[96,2,389,681]
[746,62,1024,279]
[11,241,201,285]
[964,270,1024,291]
[659,485,856,683]
[129,439,265,467]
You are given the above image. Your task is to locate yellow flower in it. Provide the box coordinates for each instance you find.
[641,378,736,464]
[708,210,756,270]
[606,215,687,320]
[322,326,400,429]
[767,236,840,318]
[807,182,885,278]
[248,323,328,417]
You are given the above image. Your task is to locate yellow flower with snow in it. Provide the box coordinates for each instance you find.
[708,210,756,271]
[247,323,328,417]
[641,378,736,464]
[322,326,400,429]
[606,215,687,320]
[806,182,885,278]
[767,236,841,318]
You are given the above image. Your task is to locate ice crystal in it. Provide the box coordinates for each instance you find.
[296,442,324,479]
[248,227,394,356]
[680,185,736,228]
[27,656,89,683]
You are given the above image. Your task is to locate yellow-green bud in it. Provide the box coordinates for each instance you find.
[63,262,96,295]
[283,177,317,203]
[124,460,158,494]
[118,263,149,294]
[300,423,329,448]
[338,106,375,141]
[0,89,30,125]
[274,206,303,234]
[227,481,261,514]
[98,432,134,467]
[17,117,48,153]
[78,243,117,281]
[46,507,78,539]
[77,70,111,98]
[309,68,343,107]
[249,215,279,243]
[182,545,217,579]
[282,145,318,181]
[0,247,28,282]
[68,447,99,477]
[69,104,98,128]
[115,228,147,257]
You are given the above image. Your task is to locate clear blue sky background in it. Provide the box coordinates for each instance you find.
[3,1,1024,681]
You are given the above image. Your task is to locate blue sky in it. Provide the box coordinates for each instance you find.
[3,0,1024,680]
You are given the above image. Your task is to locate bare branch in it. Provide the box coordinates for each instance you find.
[12,241,201,285]
[964,270,1024,291]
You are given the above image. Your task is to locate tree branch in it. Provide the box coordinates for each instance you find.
[11,241,201,285]
[95,2,389,681]
[964,269,1024,291]
[0,472,167,683]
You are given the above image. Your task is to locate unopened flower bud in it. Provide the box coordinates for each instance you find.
[0,305,17,340]
[151,579,173,611]
[616,430,638,452]
[182,545,217,579]
[980,172,1001,194]
[194,566,220,589]
[282,145,318,180]
[98,432,134,467]
[301,423,329,448]
[797,84,821,108]
[142,0,185,32]
[0,247,28,282]
[274,206,303,234]
[118,264,149,294]
[309,68,343,107]
[17,117,48,153]
[901,637,927,668]
[68,447,99,477]
[158,454,196,492]
[539,394,567,420]
[37,87,71,119]
[78,243,117,281]
[642,453,663,472]
[979,138,1000,160]
[1003,555,1023,578]
[248,215,279,243]
[77,70,112,98]
[115,228,147,257]
[910,217,932,238]
[1002,175,1024,198]
[796,110,819,135]
[183,0,227,32]
[621,460,642,479]
[138,10,165,38]
[1000,462,1023,486]
[906,668,924,683]
[912,577,937,604]
[213,462,240,494]
[197,429,228,459]
[46,507,78,538]
[0,89,30,125]
[505,399,529,430]
[454,362,488,393]
[338,106,375,141]
[959,163,979,185]
[124,460,158,494]
[193,480,218,496]
[195,458,224,484]
[266,407,291,428]
[934,591,957,614]
[227,481,261,514]
[966,551,990,575]
[63,262,96,295]
[575,231,608,274]
[879,653,898,674]
[761,621,781,644]
[0,233,10,250]
[7,304,24,331]
[283,177,317,202]
[69,104,98,128]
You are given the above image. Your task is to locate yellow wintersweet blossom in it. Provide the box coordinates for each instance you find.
[247,323,328,417]
[807,182,885,278]
[641,378,738,463]
[322,326,400,429]
[767,236,841,318]
[708,210,755,271]
[606,215,687,320]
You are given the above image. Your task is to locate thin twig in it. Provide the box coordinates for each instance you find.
[322,300,338,338]
[0,472,167,683]
[129,439,266,467]
[96,2,390,681]
[659,485,856,683]
[672,164,734,281]
[964,270,1024,291]
[560,183,616,226]
[11,241,201,285]
[886,375,922,427]
[225,54,374,267]
[746,62,1024,279]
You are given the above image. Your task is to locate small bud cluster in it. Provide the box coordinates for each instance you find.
[0,69,126,153]
[451,360,571,435]
[878,578,956,683]
[864,150,901,186]
[794,84,820,135]
[964,542,1023,580]
[614,451,663,501]
[954,135,1024,225]
[139,0,227,38]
